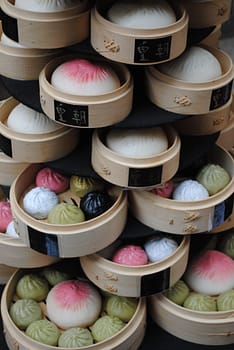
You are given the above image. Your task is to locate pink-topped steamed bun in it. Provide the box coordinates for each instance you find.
[184,250,234,295]
[35,167,69,194]
[112,245,148,266]
[151,180,174,198]
[51,59,121,96]
[46,280,102,329]
[0,201,13,232]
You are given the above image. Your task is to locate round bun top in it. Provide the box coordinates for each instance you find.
[107,0,177,29]
[14,0,88,12]
[51,59,121,96]
[106,126,168,158]
[159,46,222,83]
[7,103,61,134]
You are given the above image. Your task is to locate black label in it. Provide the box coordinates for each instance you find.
[134,36,172,63]
[54,100,89,127]
[0,8,19,42]
[128,165,163,187]
[212,193,234,229]
[28,226,60,257]
[0,134,12,157]
[210,80,233,110]
[141,268,170,296]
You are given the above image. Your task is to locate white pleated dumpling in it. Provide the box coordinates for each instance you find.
[14,0,87,12]
[7,103,61,134]
[159,46,222,83]
[106,127,168,158]
[107,0,176,29]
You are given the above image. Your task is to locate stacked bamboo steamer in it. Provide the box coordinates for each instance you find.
[0,0,233,349]
[0,0,91,274]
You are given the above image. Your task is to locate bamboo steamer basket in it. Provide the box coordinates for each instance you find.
[91,126,181,189]
[145,45,234,115]
[0,23,62,80]
[129,145,234,234]
[9,163,128,258]
[149,293,234,345]
[1,268,147,350]
[39,54,133,128]
[0,150,28,186]
[0,232,59,268]
[80,235,190,298]
[181,0,233,28]
[200,25,222,48]
[217,96,234,155]
[173,95,233,135]
[0,264,16,284]
[90,0,189,65]
[0,0,90,49]
[0,97,79,162]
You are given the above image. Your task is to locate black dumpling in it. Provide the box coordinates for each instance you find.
[80,191,113,220]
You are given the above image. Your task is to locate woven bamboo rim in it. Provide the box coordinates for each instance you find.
[129,145,234,234]
[0,97,80,162]
[0,264,16,284]
[145,45,234,115]
[0,0,90,48]
[181,0,233,28]
[0,23,62,80]
[80,235,190,297]
[90,0,189,65]
[9,163,128,258]
[39,54,133,128]
[0,232,59,267]
[200,25,222,48]
[1,268,147,350]
[149,293,234,345]
[217,96,234,155]
[91,125,181,189]
[0,151,28,186]
[174,95,233,135]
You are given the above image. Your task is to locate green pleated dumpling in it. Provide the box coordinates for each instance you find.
[25,319,60,346]
[58,327,94,348]
[105,295,138,322]
[90,315,125,342]
[164,280,190,305]
[16,273,49,301]
[218,231,234,259]
[9,299,42,330]
[217,289,234,311]
[196,163,230,196]
[183,292,217,312]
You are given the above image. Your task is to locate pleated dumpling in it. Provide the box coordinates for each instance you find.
[7,103,61,134]
[25,319,60,346]
[58,327,93,347]
[46,280,102,329]
[14,0,87,12]
[183,293,217,312]
[9,299,42,330]
[196,163,230,195]
[106,127,168,158]
[51,59,121,96]
[159,46,222,83]
[184,250,234,295]
[107,0,176,29]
